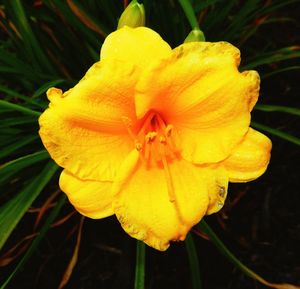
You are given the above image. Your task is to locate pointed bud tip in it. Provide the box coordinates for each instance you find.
[184,28,206,43]
[117,0,145,29]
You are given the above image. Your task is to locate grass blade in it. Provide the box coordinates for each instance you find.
[251,121,300,146]
[185,233,202,289]
[254,104,300,116]
[0,194,66,289]
[0,100,41,117]
[0,135,38,159]
[197,220,300,289]
[134,241,145,289]
[0,161,58,250]
[243,46,300,70]
[0,150,49,184]
[4,0,57,74]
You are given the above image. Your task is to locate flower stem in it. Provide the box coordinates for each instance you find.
[177,0,199,29]
[185,233,202,289]
[134,241,146,289]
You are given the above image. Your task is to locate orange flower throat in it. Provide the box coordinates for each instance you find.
[122,111,180,203]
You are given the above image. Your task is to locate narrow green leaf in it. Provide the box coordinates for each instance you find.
[0,116,37,128]
[134,241,145,289]
[254,104,300,117]
[0,85,41,107]
[197,220,300,289]
[32,79,66,98]
[198,220,256,279]
[4,0,57,74]
[251,121,300,146]
[193,0,221,12]
[185,234,202,289]
[0,161,58,250]
[0,135,38,159]
[0,100,41,117]
[262,66,300,79]
[0,194,66,289]
[243,46,300,69]
[0,150,49,184]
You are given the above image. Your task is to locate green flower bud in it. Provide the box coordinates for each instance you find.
[184,28,206,43]
[117,0,145,29]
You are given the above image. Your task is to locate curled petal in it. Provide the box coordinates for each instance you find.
[60,170,113,219]
[39,59,138,181]
[136,42,260,164]
[223,128,272,182]
[113,152,227,250]
[101,26,171,68]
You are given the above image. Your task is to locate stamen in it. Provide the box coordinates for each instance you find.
[161,155,175,202]
[135,141,143,151]
[144,131,157,165]
[145,131,157,142]
[165,124,173,137]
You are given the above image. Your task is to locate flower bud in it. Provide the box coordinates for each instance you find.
[117,0,145,29]
[184,28,206,43]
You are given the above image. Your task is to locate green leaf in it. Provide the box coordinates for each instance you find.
[243,46,300,70]
[0,161,58,250]
[197,220,300,289]
[0,194,66,289]
[134,241,146,289]
[185,234,202,289]
[251,121,300,146]
[0,135,38,159]
[0,150,49,184]
[254,104,300,117]
[0,85,41,107]
[32,79,66,98]
[0,116,37,128]
[0,100,41,117]
[261,66,300,79]
[4,0,57,74]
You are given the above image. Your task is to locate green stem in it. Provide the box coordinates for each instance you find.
[177,0,199,29]
[0,100,41,117]
[185,234,202,289]
[134,241,146,289]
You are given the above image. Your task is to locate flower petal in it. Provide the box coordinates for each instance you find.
[39,59,138,181]
[100,26,171,67]
[112,152,227,250]
[60,170,113,219]
[135,42,260,164]
[223,128,272,182]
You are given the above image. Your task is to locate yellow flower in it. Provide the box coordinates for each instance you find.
[39,26,271,251]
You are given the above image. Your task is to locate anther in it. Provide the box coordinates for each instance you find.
[135,141,143,151]
[165,124,173,137]
[145,131,157,143]
[159,136,167,143]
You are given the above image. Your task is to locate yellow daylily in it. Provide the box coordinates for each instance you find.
[39,26,272,251]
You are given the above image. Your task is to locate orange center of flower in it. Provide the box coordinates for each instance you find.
[122,111,180,203]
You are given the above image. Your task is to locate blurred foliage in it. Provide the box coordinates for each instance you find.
[0,0,299,288]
